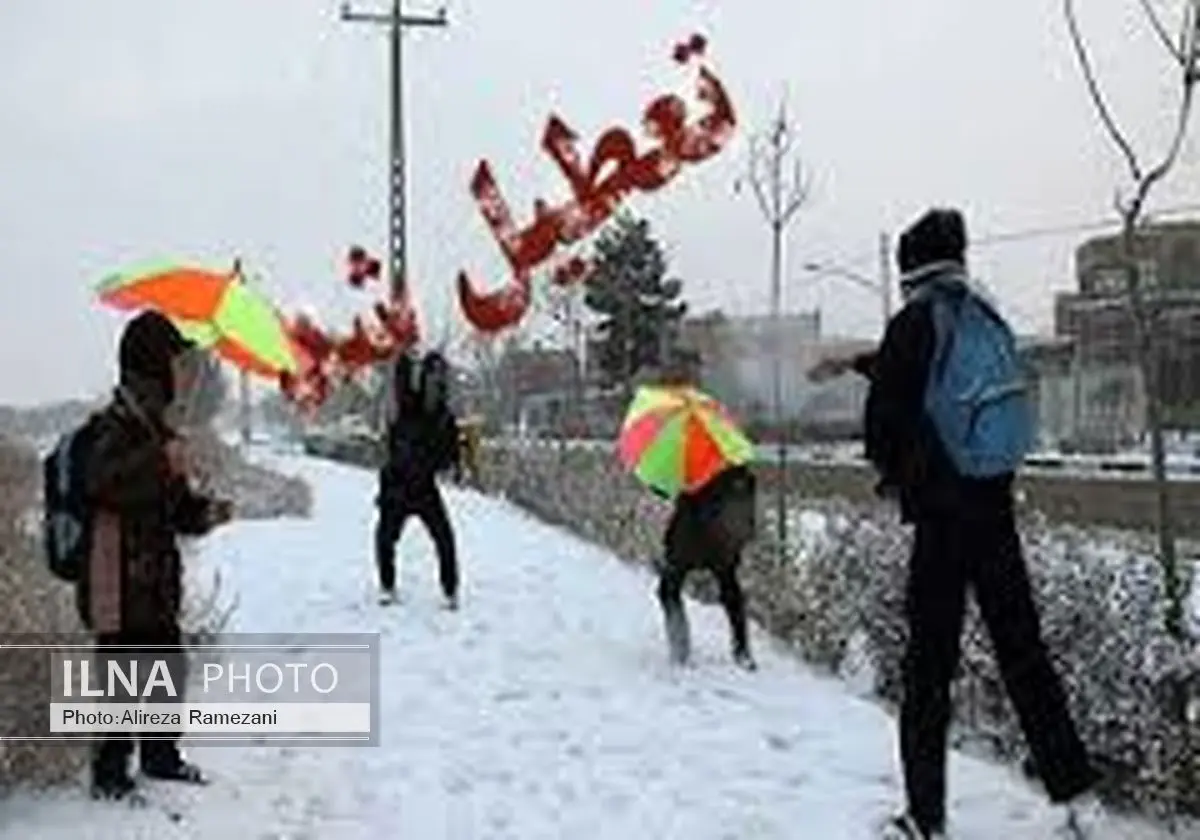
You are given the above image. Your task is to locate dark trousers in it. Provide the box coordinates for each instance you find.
[657,558,749,657]
[657,516,751,663]
[375,481,458,598]
[900,511,1096,833]
[92,628,187,777]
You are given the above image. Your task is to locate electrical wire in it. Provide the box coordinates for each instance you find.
[972,202,1200,248]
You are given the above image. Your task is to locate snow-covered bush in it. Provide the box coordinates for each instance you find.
[182,428,313,521]
[479,442,1199,819]
[0,435,85,790]
[758,503,1198,819]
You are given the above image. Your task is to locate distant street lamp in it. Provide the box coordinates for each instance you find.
[802,233,894,330]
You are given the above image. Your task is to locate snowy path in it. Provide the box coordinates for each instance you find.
[0,455,1176,839]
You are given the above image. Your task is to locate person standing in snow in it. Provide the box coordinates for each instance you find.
[657,462,758,670]
[81,310,234,800]
[842,208,1100,840]
[374,349,462,608]
[647,363,759,670]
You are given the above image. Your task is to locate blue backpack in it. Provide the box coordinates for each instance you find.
[914,277,1033,478]
[41,417,99,583]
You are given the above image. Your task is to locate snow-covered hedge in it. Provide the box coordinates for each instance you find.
[183,429,313,521]
[478,441,1200,820]
[0,435,85,789]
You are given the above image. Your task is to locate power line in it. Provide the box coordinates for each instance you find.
[824,202,1200,269]
[802,201,1200,308]
[972,202,1200,248]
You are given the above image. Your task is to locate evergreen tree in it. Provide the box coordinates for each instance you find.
[583,213,686,399]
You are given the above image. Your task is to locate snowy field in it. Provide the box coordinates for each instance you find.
[0,454,1179,839]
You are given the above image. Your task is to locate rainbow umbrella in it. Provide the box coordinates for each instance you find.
[617,384,756,498]
[96,261,299,379]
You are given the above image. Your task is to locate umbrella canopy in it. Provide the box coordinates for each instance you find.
[96,262,232,320]
[617,385,756,498]
[97,261,299,378]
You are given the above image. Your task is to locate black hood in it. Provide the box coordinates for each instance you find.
[117,310,194,405]
[392,352,420,416]
[897,207,967,291]
[418,351,449,409]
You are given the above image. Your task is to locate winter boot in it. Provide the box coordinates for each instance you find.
[662,603,691,666]
[378,588,398,606]
[90,750,138,802]
[142,746,208,785]
[1057,792,1106,839]
[881,812,945,839]
[733,648,758,672]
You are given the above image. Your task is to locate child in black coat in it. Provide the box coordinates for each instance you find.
[374,351,462,608]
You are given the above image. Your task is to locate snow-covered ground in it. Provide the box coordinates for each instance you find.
[0,454,1177,839]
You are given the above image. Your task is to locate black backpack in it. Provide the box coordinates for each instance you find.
[41,417,99,583]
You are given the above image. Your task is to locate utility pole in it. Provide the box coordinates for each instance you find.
[739,95,810,563]
[340,0,447,300]
[339,0,447,435]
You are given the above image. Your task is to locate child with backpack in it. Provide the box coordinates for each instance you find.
[45,311,234,802]
[851,209,1101,840]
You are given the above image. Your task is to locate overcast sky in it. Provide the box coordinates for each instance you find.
[2,0,1199,405]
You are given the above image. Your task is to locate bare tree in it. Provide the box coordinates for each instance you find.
[737,93,812,563]
[545,281,588,441]
[1064,0,1200,639]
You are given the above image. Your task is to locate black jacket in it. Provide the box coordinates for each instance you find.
[663,465,757,572]
[80,377,219,633]
[381,400,461,497]
[863,293,1012,523]
[81,312,219,634]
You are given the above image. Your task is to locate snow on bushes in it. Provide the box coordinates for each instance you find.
[184,428,313,522]
[480,442,1199,819]
[0,434,85,790]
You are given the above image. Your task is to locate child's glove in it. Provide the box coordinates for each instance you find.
[208,499,235,526]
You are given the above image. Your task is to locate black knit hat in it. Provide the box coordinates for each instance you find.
[117,310,194,388]
[896,208,967,275]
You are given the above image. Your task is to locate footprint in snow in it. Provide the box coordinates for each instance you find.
[764,733,791,752]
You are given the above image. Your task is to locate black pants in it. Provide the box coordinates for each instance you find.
[92,628,188,777]
[657,556,749,658]
[900,511,1096,833]
[375,480,458,598]
[658,509,750,662]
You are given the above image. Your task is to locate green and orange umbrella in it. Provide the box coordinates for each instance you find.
[616,384,757,498]
[95,260,300,379]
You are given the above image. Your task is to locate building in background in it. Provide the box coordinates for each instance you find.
[1042,219,1200,451]
[678,309,872,439]
[491,341,577,434]
[679,310,821,421]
